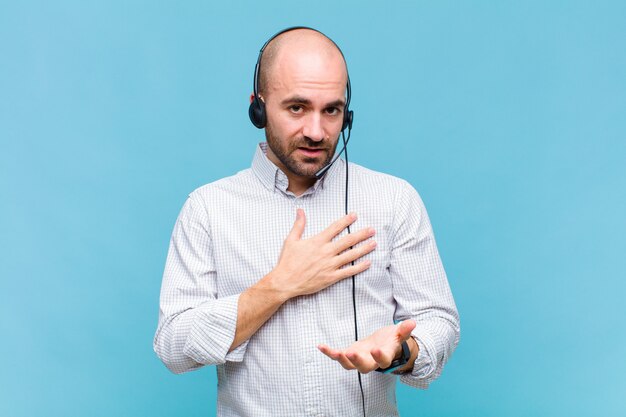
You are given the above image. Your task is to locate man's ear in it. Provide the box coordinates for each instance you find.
[249,93,255,104]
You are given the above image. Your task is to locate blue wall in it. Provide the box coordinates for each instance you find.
[1,1,624,416]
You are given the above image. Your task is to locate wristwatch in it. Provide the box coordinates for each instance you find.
[375,340,411,374]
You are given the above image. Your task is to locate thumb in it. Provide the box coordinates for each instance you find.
[396,319,416,340]
[287,208,306,240]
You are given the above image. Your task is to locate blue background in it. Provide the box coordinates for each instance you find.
[1,1,625,416]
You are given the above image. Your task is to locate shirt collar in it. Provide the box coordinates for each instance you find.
[251,142,342,195]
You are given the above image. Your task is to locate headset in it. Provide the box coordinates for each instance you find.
[248,27,367,417]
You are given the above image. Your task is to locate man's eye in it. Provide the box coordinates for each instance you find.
[289,105,303,113]
[325,107,340,115]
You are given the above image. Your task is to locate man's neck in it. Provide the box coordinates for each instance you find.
[285,175,315,197]
[265,147,317,196]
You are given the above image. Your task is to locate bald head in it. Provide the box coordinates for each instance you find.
[258,29,348,97]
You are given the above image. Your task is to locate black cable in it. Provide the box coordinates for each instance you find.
[340,129,367,417]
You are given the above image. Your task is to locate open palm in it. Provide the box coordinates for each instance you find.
[317,319,416,373]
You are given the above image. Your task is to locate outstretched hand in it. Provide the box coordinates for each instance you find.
[317,320,417,374]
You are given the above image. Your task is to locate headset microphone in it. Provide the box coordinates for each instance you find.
[315,125,353,179]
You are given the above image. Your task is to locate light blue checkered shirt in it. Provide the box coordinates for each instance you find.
[154,143,459,417]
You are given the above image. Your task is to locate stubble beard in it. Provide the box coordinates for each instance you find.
[264,122,338,178]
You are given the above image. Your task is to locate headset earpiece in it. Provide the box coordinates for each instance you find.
[343,109,353,132]
[249,97,266,128]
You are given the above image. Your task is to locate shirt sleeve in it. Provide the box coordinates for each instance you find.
[153,195,249,374]
[389,180,460,389]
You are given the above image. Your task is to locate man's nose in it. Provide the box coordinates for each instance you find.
[302,113,325,142]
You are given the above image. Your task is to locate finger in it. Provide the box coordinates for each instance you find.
[317,344,338,358]
[318,345,356,370]
[396,319,417,340]
[287,209,306,241]
[333,260,372,281]
[370,347,395,369]
[333,227,376,253]
[318,344,344,361]
[335,352,357,371]
[333,240,377,268]
[345,351,376,374]
[318,213,357,242]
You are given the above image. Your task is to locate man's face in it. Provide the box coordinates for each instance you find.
[262,47,348,179]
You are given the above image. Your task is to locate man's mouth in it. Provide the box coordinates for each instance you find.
[297,147,325,158]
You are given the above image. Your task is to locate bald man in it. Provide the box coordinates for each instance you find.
[155,28,459,417]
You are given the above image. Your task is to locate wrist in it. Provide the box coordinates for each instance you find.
[256,270,292,304]
[395,336,419,373]
[375,340,411,374]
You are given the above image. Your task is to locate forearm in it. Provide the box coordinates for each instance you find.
[155,276,287,373]
[229,271,290,352]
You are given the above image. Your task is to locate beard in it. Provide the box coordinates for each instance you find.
[265,122,338,178]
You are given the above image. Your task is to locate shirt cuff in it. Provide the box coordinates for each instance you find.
[182,294,249,365]
[411,337,434,378]
[398,329,437,389]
